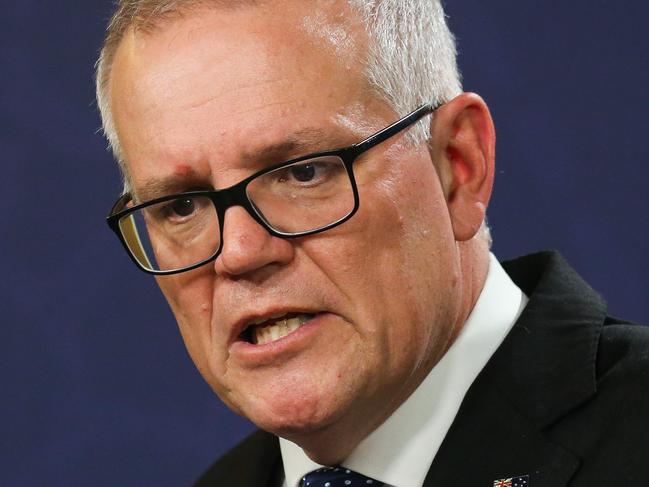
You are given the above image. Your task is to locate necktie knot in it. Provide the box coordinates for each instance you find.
[300,466,384,487]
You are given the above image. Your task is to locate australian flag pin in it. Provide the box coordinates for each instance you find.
[493,475,530,487]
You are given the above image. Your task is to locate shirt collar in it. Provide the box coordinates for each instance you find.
[280,253,528,487]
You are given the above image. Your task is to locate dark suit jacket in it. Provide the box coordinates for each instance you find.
[195,252,649,486]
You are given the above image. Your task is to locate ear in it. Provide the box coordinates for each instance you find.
[428,93,496,241]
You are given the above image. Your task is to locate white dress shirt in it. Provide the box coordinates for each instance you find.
[280,253,528,487]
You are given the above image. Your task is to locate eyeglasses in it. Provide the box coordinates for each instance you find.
[107,103,437,275]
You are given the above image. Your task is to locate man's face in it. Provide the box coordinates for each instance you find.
[110,0,464,442]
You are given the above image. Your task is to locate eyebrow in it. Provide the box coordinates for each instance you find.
[133,126,354,203]
[133,168,206,204]
[240,127,343,163]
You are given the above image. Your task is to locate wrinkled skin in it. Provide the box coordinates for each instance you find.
[109,0,494,463]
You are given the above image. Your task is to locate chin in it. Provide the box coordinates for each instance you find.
[242,391,344,438]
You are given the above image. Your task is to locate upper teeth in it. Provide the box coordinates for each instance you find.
[251,314,313,345]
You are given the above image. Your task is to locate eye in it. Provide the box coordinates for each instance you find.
[276,158,343,186]
[289,163,316,182]
[169,198,195,217]
[152,197,200,223]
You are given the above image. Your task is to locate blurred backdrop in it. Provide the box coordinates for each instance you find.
[2,1,648,485]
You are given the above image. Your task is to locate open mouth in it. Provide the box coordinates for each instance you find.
[241,312,318,345]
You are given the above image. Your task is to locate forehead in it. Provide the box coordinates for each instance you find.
[109,0,384,193]
[115,0,365,91]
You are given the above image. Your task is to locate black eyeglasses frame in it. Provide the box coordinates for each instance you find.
[107,103,438,275]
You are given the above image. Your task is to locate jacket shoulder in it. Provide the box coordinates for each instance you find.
[596,317,649,389]
[550,318,649,484]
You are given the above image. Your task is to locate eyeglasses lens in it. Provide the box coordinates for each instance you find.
[119,196,220,272]
[246,155,355,234]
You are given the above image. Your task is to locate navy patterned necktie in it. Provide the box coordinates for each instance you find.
[300,466,385,487]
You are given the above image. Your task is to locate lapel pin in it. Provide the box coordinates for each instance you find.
[493,475,530,487]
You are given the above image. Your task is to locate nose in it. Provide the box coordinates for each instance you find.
[214,206,295,277]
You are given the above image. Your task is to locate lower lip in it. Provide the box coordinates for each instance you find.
[229,313,329,364]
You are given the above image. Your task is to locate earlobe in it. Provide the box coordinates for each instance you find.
[430,93,496,242]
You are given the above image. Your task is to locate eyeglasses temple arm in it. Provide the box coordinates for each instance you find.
[108,193,132,217]
[347,103,436,157]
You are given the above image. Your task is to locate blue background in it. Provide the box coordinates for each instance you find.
[2,1,647,485]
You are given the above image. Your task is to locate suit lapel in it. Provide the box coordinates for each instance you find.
[194,430,283,487]
[425,252,607,487]
[422,374,580,486]
[237,431,284,487]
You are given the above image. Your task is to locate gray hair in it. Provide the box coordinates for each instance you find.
[96,0,462,189]
[349,0,462,143]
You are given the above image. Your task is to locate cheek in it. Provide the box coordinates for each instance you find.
[352,155,457,362]
[361,154,449,277]
[156,272,215,364]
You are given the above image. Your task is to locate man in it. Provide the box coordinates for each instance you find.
[98,1,648,485]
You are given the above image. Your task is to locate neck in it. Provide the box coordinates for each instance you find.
[450,236,491,344]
